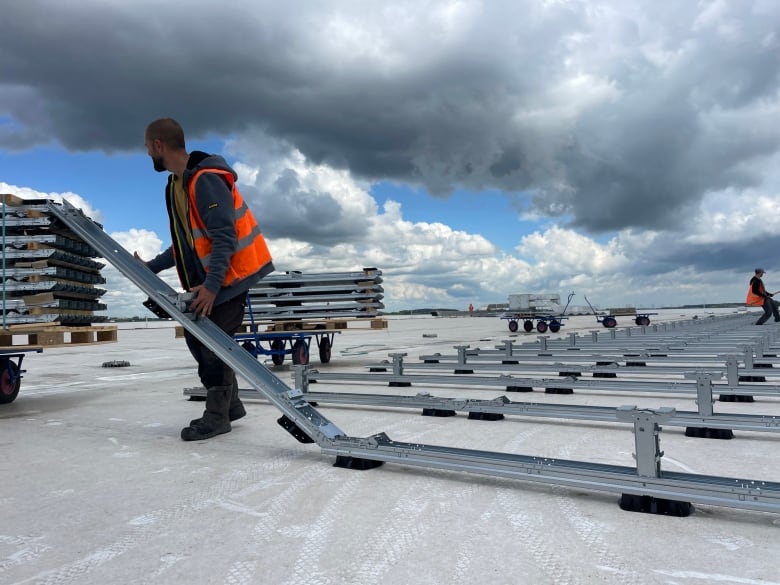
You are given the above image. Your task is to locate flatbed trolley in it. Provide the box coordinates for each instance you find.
[0,347,43,404]
[584,296,657,328]
[234,294,340,366]
[501,292,575,334]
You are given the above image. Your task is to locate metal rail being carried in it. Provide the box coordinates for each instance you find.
[46,199,780,517]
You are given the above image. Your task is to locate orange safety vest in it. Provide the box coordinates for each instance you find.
[187,168,273,287]
[746,278,766,306]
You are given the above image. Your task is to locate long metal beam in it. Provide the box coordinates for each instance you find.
[46,199,780,515]
[305,368,779,398]
[365,353,780,386]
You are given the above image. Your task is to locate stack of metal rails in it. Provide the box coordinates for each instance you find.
[231,269,385,365]
[1,195,108,327]
[245,268,384,323]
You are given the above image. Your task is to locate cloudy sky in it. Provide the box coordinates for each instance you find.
[2,0,779,317]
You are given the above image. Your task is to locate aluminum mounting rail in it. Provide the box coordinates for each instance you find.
[305,366,779,398]
[419,345,780,372]
[47,199,780,516]
[366,353,780,386]
[183,368,780,435]
[481,338,780,358]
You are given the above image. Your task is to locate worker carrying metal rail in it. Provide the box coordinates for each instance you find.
[136,118,275,441]
[746,268,780,325]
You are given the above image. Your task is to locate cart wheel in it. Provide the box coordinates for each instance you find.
[637,316,650,327]
[536,321,548,333]
[292,340,309,365]
[318,337,332,364]
[523,320,534,332]
[549,320,561,333]
[270,339,285,366]
[508,320,519,333]
[603,317,617,328]
[241,341,256,353]
[0,358,21,404]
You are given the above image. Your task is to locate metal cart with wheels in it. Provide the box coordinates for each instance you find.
[234,294,340,366]
[501,292,575,333]
[0,347,43,404]
[235,329,339,366]
[584,296,657,328]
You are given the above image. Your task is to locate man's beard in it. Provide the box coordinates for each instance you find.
[152,156,167,172]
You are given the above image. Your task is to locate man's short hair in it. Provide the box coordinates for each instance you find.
[145,118,186,149]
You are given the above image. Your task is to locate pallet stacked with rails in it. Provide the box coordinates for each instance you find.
[174,268,387,339]
[0,195,117,347]
[246,268,386,330]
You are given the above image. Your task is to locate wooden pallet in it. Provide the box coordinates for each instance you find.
[0,324,118,348]
[262,317,388,332]
[174,317,388,338]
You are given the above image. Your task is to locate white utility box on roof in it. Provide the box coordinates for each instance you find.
[507,293,561,312]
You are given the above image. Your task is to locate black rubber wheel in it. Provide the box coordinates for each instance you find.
[0,358,21,404]
[318,337,332,363]
[270,339,285,366]
[292,340,309,365]
[241,341,256,354]
[536,321,548,333]
[603,317,617,328]
[637,316,650,326]
[508,320,519,332]
[523,320,534,332]
[549,320,561,333]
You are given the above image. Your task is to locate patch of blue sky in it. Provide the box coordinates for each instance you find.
[371,181,539,253]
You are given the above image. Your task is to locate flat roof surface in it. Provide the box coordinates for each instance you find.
[2,310,779,585]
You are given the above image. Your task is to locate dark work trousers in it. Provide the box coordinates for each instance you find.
[756,296,780,325]
[183,293,246,388]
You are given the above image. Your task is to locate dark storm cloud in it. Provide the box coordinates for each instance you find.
[1,0,778,233]
[631,234,780,277]
[241,168,369,245]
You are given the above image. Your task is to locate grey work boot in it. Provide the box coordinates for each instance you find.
[181,386,231,441]
[190,380,245,426]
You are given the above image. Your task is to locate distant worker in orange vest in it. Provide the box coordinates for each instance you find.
[746,268,780,325]
[468,303,474,314]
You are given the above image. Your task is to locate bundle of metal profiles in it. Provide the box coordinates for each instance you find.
[1,196,108,326]
[49,198,780,517]
[245,269,384,321]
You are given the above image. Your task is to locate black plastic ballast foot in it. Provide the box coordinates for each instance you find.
[593,373,617,378]
[333,456,385,470]
[718,394,755,403]
[685,427,734,440]
[506,386,534,392]
[454,369,474,374]
[545,388,574,395]
[277,415,315,444]
[738,375,765,383]
[421,408,457,417]
[619,494,693,517]
[558,371,581,377]
[389,381,412,387]
[467,412,505,421]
